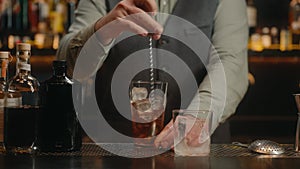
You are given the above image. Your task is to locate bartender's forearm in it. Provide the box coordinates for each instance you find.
[56,0,108,77]
[57,24,112,78]
[187,0,249,132]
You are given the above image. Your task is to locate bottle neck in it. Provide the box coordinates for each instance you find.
[53,67,67,77]
[16,49,31,76]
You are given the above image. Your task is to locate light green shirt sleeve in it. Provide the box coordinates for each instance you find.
[187,0,249,132]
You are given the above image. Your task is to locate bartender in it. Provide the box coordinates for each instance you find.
[57,0,249,149]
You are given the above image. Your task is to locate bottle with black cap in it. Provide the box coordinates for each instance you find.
[38,60,82,152]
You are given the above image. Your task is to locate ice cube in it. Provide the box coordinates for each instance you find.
[132,99,153,121]
[149,89,165,111]
[133,99,151,112]
[131,87,148,102]
[150,99,164,111]
[132,99,163,122]
[149,89,164,102]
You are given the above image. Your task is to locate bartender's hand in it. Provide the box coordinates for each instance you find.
[94,0,163,45]
[154,121,175,149]
[154,119,206,149]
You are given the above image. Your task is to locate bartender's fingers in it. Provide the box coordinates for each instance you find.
[185,128,202,147]
[132,0,158,13]
[95,17,148,45]
[117,18,149,36]
[185,119,205,147]
[126,6,163,39]
[154,121,174,149]
[95,0,162,41]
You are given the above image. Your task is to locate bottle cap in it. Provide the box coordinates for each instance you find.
[17,43,31,51]
[262,27,270,34]
[270,27,278,35]
[53,60,67,68]
[0,51,10,59]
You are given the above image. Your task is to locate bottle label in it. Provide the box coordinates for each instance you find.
[17,63,31,71]
[6,97,22,107]
[1,60,8,78]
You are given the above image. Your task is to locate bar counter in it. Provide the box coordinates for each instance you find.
[0,143,300,169]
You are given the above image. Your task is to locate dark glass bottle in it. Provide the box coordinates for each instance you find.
[38,60,81,152]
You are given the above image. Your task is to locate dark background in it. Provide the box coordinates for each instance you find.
[229,0,300,143]
[254,0,290,28]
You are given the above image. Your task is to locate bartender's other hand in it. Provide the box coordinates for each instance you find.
[94,0,163,45]
[154,118,207,149]
[154,121,174,149]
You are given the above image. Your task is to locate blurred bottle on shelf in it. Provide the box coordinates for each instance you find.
[66,0,76,30]
[34,0,51,49]
[290,0,300,44]
[0,51,10,143]
[270,27,280,45]
[4,43,40,154]
[247,0,257,36]
[19,0,29,31]
[261,27,271,49]
[3,0,30,32]
[50,0,65,34]
[280,28,293,51]
[29,0,39,33]
[37,0,50,33]
[0,0,13,50]
[0,0,13,30]
[250,34,263,52]
[0,0,78,51]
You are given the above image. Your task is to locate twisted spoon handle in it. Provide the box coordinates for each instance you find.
[232,142,249,148]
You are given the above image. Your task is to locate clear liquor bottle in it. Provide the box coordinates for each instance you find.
[0,51,10,144]
[4,43,40,154]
